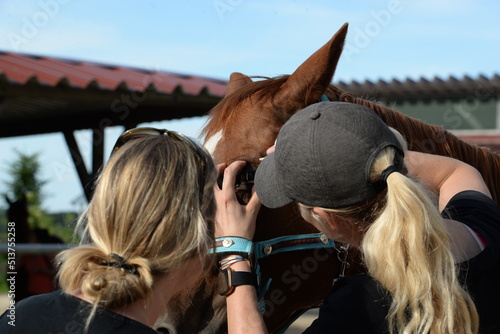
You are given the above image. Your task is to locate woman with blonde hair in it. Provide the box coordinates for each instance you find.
[215,102,500,333]
[0,128,218,333]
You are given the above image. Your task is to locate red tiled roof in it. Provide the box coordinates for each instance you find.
[0,51,227,97]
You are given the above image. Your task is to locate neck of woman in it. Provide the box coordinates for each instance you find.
[73,274,173,328]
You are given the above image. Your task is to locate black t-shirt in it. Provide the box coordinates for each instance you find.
[443,191,500,333]
[0,290,158,333]
[303,190,500,334]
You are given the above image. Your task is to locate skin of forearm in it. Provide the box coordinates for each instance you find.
[226,261,268,334]
[404,151,491,211]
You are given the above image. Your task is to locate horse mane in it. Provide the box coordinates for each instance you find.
[202,76,292,139]
[333,89,500,203]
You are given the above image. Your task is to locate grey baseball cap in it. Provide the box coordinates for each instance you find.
[255,102,404,209]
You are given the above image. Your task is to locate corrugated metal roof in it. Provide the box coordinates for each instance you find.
[1,50,498,139]
[0,51,227,96]
[336,74,500,101]
[0,51,229,138]
[3,50,498,102]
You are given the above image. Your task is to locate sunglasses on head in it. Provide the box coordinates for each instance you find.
[111,127,209,203]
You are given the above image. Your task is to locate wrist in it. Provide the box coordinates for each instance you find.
[219,255,251,270]
[212,236,255,266]
[227,260,252,272]
[218,267,258,296]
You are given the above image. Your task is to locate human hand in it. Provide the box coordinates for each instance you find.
[214,161,261,240]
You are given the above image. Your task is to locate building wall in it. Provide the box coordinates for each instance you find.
[391,98,500,153]
[393,98,497,130]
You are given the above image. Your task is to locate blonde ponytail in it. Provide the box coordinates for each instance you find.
[298,140,479,333]
[362,145,479,334]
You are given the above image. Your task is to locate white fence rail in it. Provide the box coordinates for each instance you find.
[0,243,76,255]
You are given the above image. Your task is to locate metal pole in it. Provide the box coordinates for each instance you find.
[0,243,76,255]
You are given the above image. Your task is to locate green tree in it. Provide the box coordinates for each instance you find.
[4,150,73,242]
[6,150,46,207]
[0,151,76,293]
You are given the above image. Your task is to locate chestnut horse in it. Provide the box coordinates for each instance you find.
[156,23,500,334]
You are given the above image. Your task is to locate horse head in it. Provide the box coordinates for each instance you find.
[203,23,349,169]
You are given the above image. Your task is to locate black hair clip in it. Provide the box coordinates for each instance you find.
[99,253,139,276]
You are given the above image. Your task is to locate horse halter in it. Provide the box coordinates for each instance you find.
[212,234,336,287]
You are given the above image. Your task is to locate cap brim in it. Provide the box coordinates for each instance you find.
[255,152,293,208]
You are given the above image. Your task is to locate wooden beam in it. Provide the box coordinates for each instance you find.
[92,128,104,176]
[63,130,92,201]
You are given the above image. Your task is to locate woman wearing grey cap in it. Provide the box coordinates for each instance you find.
[217,102,500,333]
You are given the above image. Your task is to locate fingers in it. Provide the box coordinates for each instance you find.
[217,163,227,176]
[265,139,277,155]
[223,161,247,184]
[266,144,276,155]
[247,188,261,212]
[216,163,227,190]
[214,161,262,240]
[217,161,247,191]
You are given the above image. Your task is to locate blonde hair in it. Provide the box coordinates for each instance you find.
[56,135,216,329]
[299,132,479,334]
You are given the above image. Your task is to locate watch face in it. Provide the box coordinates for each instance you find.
[217,269,234,296]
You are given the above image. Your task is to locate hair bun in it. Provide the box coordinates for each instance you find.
[83,255,152,307]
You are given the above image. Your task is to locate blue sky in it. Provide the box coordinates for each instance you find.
[0,0,499,213]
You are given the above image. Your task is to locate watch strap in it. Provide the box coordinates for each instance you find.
[231,271,258,288]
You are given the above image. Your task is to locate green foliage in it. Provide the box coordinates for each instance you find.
[0,151,81,292]
[5,149,47,207]
[49,211,80,243]
[2,150,79,241]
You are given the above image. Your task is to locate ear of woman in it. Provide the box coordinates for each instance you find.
[311,207,363,247]
[311,208,338,235]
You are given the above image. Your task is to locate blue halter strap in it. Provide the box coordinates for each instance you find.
[212,233,336,323]
[319,94,330,102]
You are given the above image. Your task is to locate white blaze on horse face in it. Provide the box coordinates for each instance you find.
[204,130,223,157]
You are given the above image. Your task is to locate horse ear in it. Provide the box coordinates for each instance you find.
[225,72,253,96]
[276,23,348,111]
